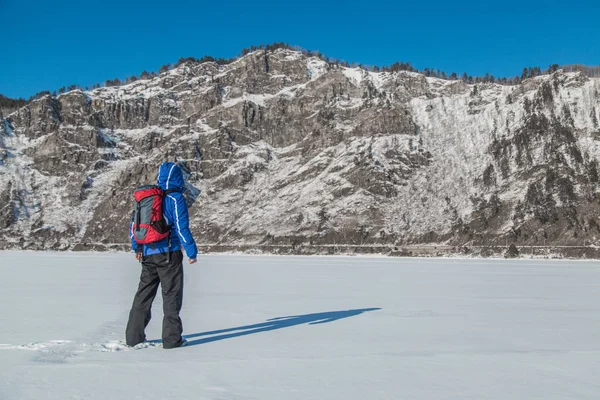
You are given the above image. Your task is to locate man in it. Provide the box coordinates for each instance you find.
[126,162,198,349]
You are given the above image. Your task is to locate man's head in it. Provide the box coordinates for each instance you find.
[157,162,185,191]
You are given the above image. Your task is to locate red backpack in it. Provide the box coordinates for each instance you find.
[131,185,173,244]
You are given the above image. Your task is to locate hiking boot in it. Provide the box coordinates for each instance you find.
[165,338,188,349]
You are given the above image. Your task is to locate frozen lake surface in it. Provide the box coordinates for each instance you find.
[0,252,599,399]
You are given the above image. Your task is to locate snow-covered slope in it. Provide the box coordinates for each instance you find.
[1,49,600,252]
[1,252,599,399]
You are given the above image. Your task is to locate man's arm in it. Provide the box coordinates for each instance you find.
[130,221,140,252]
[130,216,142,260]
[167,194,198,261]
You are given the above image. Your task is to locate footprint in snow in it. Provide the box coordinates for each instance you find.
[100,340,162,352]
[0,339,163,359]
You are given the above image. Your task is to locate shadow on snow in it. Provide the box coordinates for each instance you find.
[182,308,381,347]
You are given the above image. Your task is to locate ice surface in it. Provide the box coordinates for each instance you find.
[0,252,599,399]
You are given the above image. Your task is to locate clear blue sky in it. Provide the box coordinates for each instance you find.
[2,0,599,99]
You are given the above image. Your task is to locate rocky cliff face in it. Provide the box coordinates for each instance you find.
[1,49,600,252]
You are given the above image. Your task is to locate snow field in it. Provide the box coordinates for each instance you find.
[0,252,599,399]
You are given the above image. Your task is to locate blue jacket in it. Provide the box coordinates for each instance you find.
[131,162,198,259]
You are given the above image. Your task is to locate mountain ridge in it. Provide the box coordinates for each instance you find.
[7,43,600,102]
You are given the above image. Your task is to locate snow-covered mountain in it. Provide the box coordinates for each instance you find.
[1,49,600,253]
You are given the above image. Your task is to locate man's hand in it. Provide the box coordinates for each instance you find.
[135,251,143,261]
[189,258,197,264]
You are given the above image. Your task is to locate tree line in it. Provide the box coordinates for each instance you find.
[0,94,28,110]
[12,42,600,103]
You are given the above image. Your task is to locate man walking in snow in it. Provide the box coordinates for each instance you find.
[126,162,198,349]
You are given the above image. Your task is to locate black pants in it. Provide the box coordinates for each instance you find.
[126,250,184,349]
